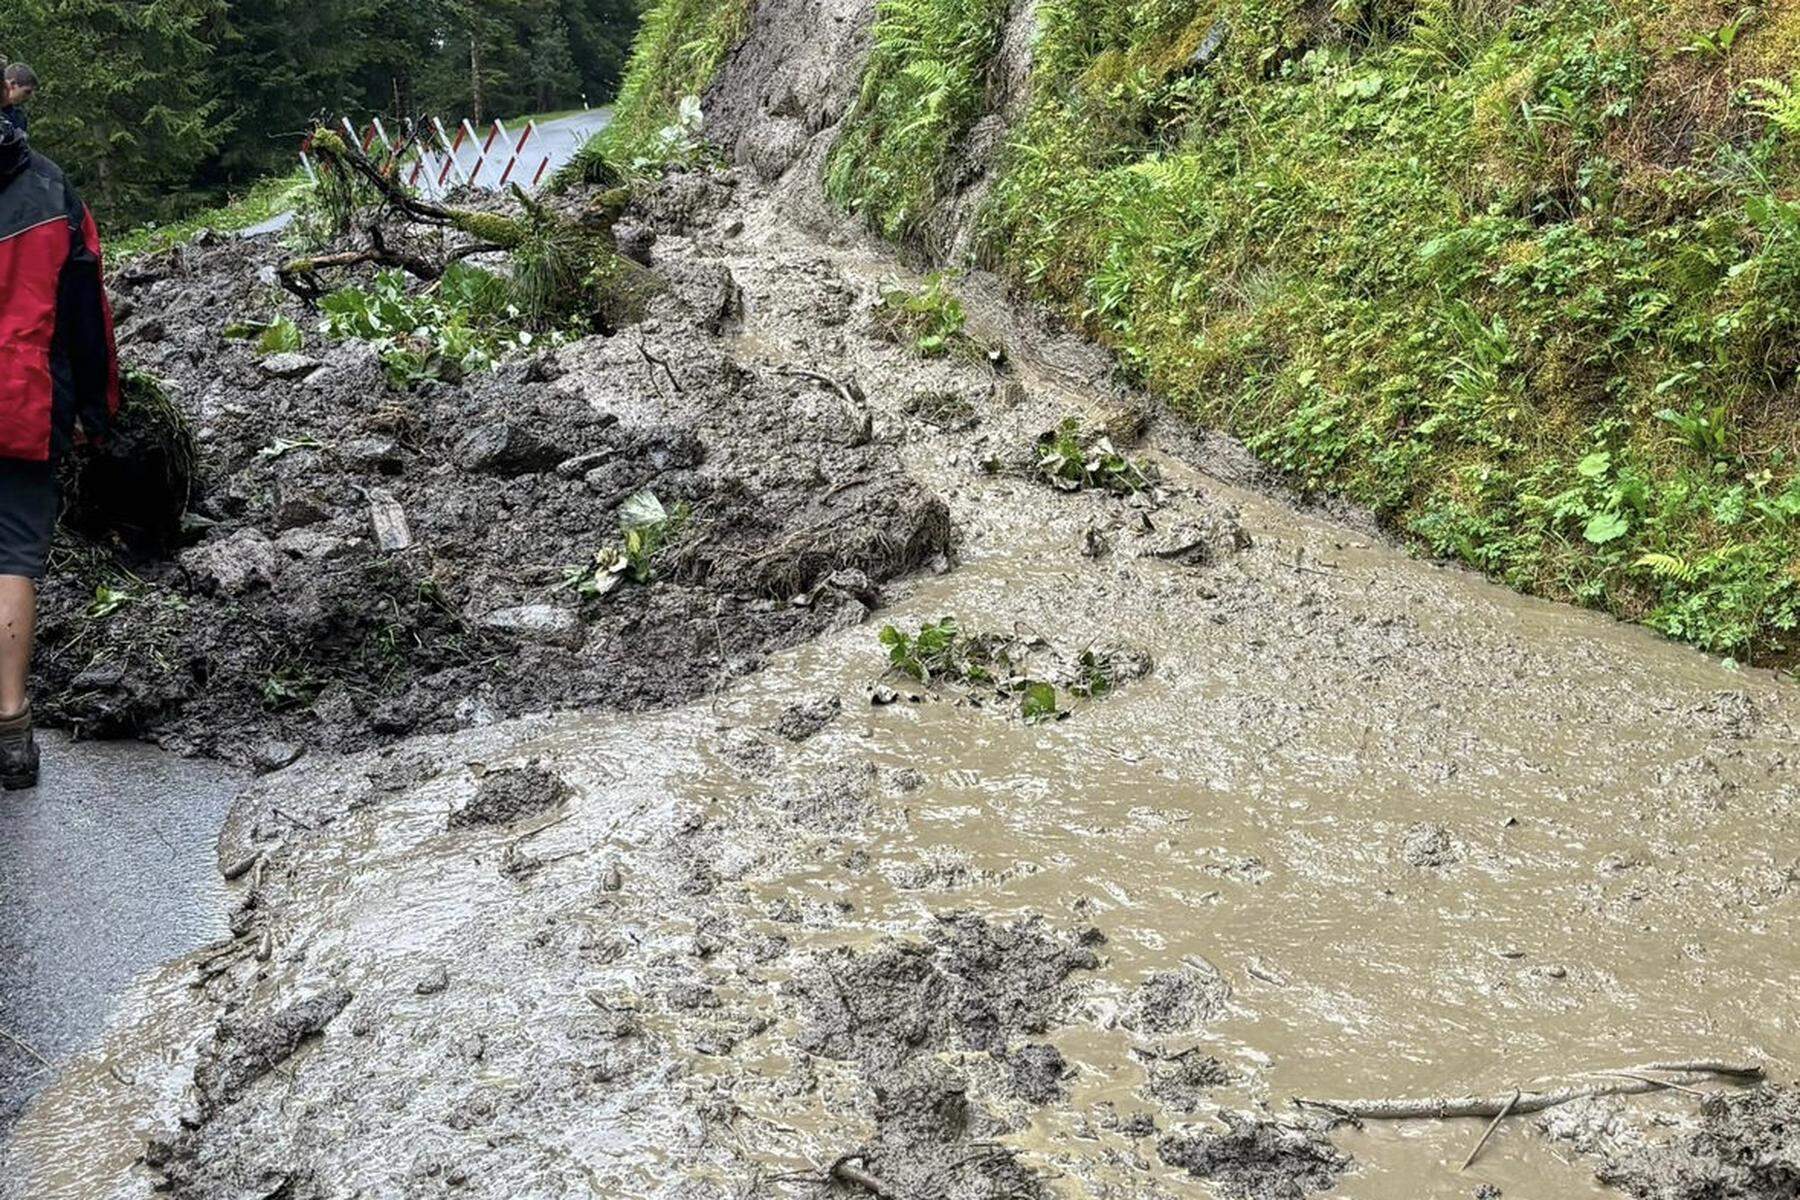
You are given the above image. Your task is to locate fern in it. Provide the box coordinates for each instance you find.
[1634,553,1698,583]
[825,0,1012,240]
[1746,76,1800,139]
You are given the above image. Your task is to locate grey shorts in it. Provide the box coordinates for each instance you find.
[0,458,58,580]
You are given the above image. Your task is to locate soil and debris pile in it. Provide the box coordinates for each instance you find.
[1596,1085,1800,1200]
[39,180,952,761]
[791,913,1103,1197]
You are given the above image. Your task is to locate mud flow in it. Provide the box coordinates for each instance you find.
[5,155,1800,1200]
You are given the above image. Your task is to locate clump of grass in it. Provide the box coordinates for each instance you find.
[1034,418,1158,495]
[875,272,980,358]
[877,616,1150,723]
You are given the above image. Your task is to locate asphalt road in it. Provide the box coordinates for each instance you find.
[0,735,241,1129]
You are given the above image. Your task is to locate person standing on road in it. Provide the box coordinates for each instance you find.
[1,63,36,134]
[0,121,119,789]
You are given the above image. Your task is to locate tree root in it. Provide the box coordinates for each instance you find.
[1294,1061,1764,1121]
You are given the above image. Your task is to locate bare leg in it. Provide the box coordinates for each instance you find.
[0,575,35,719]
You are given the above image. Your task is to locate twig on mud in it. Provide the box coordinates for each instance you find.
[639,334,682,395]
[1595,1070,1709,1098]
[1460,1088,1520,1170]
[775,365,861,410]
[710,597,728,717]
[0,1026,53,1073]
[1294,1061,1763,1121]
[776,366,873,446]
[270,805,317,832]
[510,810,575,846]
[829,1155,895,1198]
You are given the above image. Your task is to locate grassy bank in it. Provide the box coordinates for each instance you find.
[841,0,1800,662]
[461,0,1800,663]
[596,0,751,165]
[106,172,312,264]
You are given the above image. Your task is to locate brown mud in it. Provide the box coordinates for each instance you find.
[4,161,1799,1200]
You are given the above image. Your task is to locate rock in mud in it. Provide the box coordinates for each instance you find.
[450,766,572,829]
[192,988,351,1108]
[1594,1085,1800,1199]
[454,421,563,476]
[775,695,841,741]
[1007,1043,1069,1105]
[258,351,320,380]
[251,740,303,775]
[1127,961,1232,1034]
[180,527,279,595]
[1402,822,1458,868]
[1158,1112,1350,1200]
[479,604,586,649]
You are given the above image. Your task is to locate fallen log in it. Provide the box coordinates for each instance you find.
[284,129,658,331]
[1294,1061,1764,1121]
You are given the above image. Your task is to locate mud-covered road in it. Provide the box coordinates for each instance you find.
[4,163,1799,1200]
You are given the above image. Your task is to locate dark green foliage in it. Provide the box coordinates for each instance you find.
[10,0,644,230]
[7,0,229,223]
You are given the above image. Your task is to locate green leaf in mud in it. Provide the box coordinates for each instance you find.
[1584,510,1630,544]
[619,490,670,531]
[1021,681,1062,724]
[258,316,304,355]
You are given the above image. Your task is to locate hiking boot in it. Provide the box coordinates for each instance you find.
[0,708,39,790]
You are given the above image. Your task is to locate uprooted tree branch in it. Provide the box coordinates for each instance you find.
[280,128,656,330]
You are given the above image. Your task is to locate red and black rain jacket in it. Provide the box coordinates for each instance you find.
[0,128,119,462]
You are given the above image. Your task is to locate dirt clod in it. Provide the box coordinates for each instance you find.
[1007,1042,1069,1105]
[1158,1112,1350,1200]
[1128,962,1232,1034]
[451,766,571,829]
[192,988,351,1109]
[1597,1085,1800,1199]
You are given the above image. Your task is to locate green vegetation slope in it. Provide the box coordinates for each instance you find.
[613,0,1800,665]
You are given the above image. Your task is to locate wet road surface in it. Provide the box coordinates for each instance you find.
[0,735,240,1126]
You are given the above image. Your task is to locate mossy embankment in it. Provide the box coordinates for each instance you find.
[614,0,1800,664]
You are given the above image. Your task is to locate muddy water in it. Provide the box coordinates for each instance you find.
[5,180,1798,1199]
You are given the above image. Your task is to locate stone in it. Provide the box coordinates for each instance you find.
[258,352,321,381]
[480,605,586,650]
[180,528,279,595]
[252,741,303,774]
[455,422,562,476]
